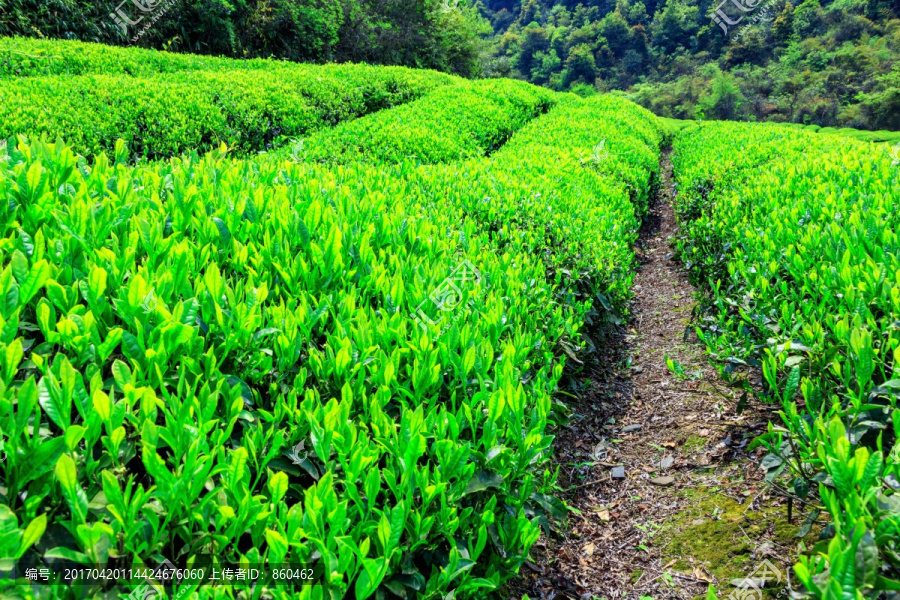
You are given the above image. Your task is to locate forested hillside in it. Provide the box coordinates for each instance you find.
[482,0,900,129]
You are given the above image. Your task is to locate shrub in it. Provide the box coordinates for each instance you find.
[0,93,662,599]
[671,121,900,598]
[0,65,454,158]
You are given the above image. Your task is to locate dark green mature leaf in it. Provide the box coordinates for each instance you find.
[464,470,504,496]
[797,509,820,538]
[212,217,231,246]
[121,331,143,363]
[793,477,810,500]
[855,531,878,589]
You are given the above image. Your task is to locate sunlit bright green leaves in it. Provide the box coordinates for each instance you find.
[0,88,663,599]
[672,121,900,598]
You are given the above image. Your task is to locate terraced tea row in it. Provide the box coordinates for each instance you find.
[0,37,305,78]
[0,95,663,599]
[0,65,455,159]
[285,79,557,165]
[671,122,900,598]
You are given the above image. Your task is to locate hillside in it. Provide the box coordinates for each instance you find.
[482,0,900,130]
[0,37,899,600]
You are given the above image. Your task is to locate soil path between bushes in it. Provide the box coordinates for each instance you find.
[508,149,797,600]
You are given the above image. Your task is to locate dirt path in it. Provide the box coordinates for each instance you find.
[509,150,799,600]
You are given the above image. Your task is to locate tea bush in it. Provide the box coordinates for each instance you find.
[285,79,557,165]
[0,36,271,78]
[0,65,454,159]
[0,92,662,599]
[671,122,900,597]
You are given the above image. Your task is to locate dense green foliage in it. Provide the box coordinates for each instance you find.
[482,0,900,130]
[771,122,900,143]
[0,50,663,598]
[0,0,490,77]
[5,0,900,131]
[660,116,900,143]
[0,60,454,158]
[671,122,900,597]
[0,37,280,78]
[287,79,556,164]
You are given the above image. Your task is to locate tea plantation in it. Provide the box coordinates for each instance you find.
[1,36,899,600]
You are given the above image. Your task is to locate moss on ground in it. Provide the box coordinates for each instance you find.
[659,488,799,599]
[682,434,708,453]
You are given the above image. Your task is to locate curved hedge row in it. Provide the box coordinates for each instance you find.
[0,36,290,78]
[439,94,662,324]
[0,95,662,599]
[776,121,900,144]
[0,65,455,159]
[286,90,662,323]
[285,79,557,165]
[671,122,900,598]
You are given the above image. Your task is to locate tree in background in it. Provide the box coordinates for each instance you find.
[561,42,598,85]
[650,0,698,54]
[698,67,745,118]
[477,0,898,131]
